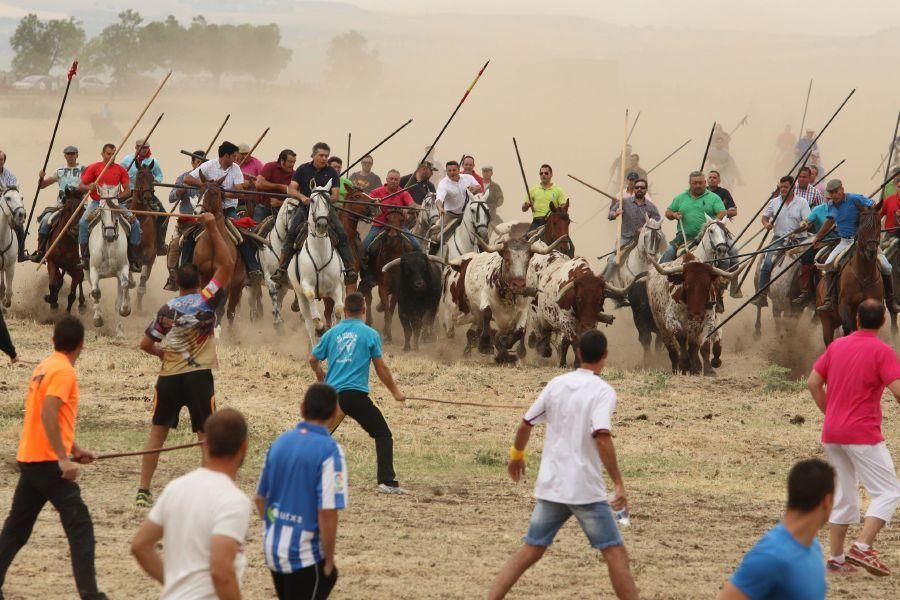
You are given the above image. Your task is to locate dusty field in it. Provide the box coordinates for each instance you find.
[0,295,899,599]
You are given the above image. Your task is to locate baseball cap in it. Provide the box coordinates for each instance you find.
[63,145,78,154]
[626,171,640,181]
[825,179,842,192]
[135,138,147,147]
[481,165,493,171]
[420,160,436,170]
[238,143,251,153]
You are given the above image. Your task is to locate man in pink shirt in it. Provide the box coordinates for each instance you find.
[807,299,900,576]
[237,143,264,178]
[360,169,420,292]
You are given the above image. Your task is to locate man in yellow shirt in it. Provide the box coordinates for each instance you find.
[522,164,568,233]
[0,316,107,599]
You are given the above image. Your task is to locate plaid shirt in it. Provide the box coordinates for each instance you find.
[794,184,824,208]
[0,168,17,189]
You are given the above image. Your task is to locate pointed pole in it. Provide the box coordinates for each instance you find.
[646,138,693,175]
[341,119,413,177]
[798,79,813,136]
[123,112,165,173]
[40,71,172,269]
[880,110,900,199]
[25,60,78,239]
[625,111,641,144]
[513,137,532,211]
[204,114,230,158]
[814,159,845,187]
[239,127,269,167]
[699,121,716,172]
[346,132,351,170]
[615,109,629,265]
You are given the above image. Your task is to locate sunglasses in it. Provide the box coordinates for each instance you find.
[539,171,551,176]
[634,186,647,190]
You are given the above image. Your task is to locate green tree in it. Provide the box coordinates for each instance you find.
[82,10,145,84]
[10,14,85,78]
[325,30,382,89]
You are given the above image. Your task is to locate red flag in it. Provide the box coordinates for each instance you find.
[67,60,78,81]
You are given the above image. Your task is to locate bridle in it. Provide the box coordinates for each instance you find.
[308,191,332,238]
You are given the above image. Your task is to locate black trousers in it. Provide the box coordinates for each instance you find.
[0,309,15,360]
[334,390,396,486]
[0,462,106,599]
[271,563,338,600]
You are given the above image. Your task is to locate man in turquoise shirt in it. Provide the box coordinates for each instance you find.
[660,171,727,262]
[121,138,167,254]
[309,292,408,494]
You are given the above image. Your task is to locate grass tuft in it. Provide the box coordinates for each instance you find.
[760,365,806,393]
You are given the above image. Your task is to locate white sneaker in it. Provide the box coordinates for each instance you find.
[377,483,409,495]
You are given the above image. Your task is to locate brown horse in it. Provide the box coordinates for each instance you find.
[374,210,415,342]
[817,206,883,345]
[340,186,375,323]
[192,173,247,324]
[131,165,158,312]
[45,188,86,313]
[534,201,573,255]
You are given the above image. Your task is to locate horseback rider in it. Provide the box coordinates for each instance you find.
[163,151,205,291]
[327,156,355,200]
[482,165,504,232]
[522,164,567,234]
[661,171,728,263]
[811,179,899,313]
[400,161,437,205]
[436,160,482,246]
[604,176,660,281]
[750,175,810,307]
[121,138,168,257]
[271,142,357,286]
[31,145,83,262]
[792,200,840,307]
[707,170,737,219]
[461,155,486,192]
[252,149,296,222]
[77,143,142,273]
[359,169,421,293]
[0,150,27,262]
[182,141,264,285]
[793,166,825,208]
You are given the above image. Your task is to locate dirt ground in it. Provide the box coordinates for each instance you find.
[0,295,899,599]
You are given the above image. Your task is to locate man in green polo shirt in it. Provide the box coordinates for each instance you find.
[660,171,727,262]
[522,164,567,233]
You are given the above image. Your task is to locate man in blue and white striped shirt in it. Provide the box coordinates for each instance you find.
[256,383,347,599]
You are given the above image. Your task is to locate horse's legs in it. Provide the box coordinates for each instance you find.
[226,284,242,325]
[296,295,318,350]
[46,265,63,310]
[137,263,149,313]
[2,265,12,309]
[66,276,77,313]
[89,266,104,327]
[753,306,762,339]
[323,298,335,331]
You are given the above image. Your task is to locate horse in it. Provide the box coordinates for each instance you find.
[885,233,900,334]
[411,193,440,242]
[191,173,246,324]
[527,202,574,256]
[752,239,805,338]
[817,207,883,345]
[86,186,132,335]
[442,195,492,261]
[374,209,416,342]
[0,186,25,309]
[340,186,376,324]
[131,164,158,312]
[288,182,345,347]
[44,187,86,313]
[255,196,299,330]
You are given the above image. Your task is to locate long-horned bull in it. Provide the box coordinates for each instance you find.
[381,251,445,351]
[449,235,568,362]
[646,253,738,375]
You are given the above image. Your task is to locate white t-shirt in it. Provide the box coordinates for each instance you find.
[436,173,480,214]
[188,159,245,209]
[763,195,810,239]
[148,468,252,600]
[523,369,616,504]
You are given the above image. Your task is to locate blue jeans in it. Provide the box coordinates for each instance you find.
[757,239,785,292]
[252,204,273,223]
[363,226,421,251]
[524,499,623,549]
[660,232,685,263]
[224,207,261,273]
[78,200,140,245]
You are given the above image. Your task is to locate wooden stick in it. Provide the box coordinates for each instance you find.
[513,137,532,209]
[40,71,172,269]
[123,112,165,172]
[567,174,618,202]
[625,111,641,144]
[615,109,628,265]
[239,127,269,167]
[93,441,204,461]
[799,78,813,136]
[699,121,716,172]
[204,114,230,158]
[406,396,525,410]
[346,132,351,170]
[341,119,413,177]
[646,138,692,175]
[111,207,191,218]
[815,159,845,186]
[881,111,900,199]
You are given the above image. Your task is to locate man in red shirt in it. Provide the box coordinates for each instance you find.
[77,143,142,272]
[359,169,419,292]
[807,299,900,576]
[881,171,900,238]
[461,155,485,192]
[252,149,296,222]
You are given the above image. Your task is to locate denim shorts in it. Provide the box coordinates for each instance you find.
[524,499,623,550]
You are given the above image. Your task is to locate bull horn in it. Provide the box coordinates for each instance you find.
[531,235,569,255]
[604,281,629,299]
[555,281,575,304]
[710,265,740,279]
[650,257,683,276]
[477,235,501,253]
[426,255,446,265]
[381,257,402,273]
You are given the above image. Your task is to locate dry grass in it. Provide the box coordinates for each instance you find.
[1,309,899,599]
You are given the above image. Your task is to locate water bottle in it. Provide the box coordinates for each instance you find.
[608,492,630,528]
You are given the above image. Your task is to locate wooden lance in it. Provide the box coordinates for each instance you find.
[615,109,629,265]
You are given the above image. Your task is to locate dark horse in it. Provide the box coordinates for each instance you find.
[531,201,573,256]
[44,188,86,313]
[339,186,375,324]
[817,206,883,345]
[374,209,415,342]
[131,164,159,312]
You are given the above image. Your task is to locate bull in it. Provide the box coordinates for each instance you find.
[382,250,445,351]
[647,253,738,375]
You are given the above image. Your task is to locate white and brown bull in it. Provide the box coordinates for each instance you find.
[439,236,567,362]
[647,253,739,375]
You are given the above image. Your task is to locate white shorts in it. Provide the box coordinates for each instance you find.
[824,237,892,274]
[826,442,900,524]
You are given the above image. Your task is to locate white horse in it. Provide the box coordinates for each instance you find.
[87,187,132,335]
[442,195,491,261]
[606,216,667,290]
[253,198,300,330]
[753,238,806,338]
[288,184,345,347]
[411,192,440,241]
[0,186,25,309]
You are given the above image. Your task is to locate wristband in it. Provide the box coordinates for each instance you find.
[509,446,526,461]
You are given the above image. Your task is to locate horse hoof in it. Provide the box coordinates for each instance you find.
[44,294,52,304]
[77,303,86,315]
[2,299,9,309]
[128,279,136,290]
[120,306,131,317]
[753,329,761,340]
[711,357,722,368]
[50,303,59,310]
[375,303,384,312]
[291,299,300,312]
[90,290,100,301]
[93,317,104,327]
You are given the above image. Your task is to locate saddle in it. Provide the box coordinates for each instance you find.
[815,240,854,272]
[87,210,132,237]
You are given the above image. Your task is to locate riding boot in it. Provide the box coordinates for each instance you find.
[164,233,181,291]
[271,225,303,285]
[28,233,48,263]
[78,243,90,269]
[128,244,142,273]
[792,264,814,306]
[882,273,900,313]
[156,217,168,256]
[816,272,836,312]
[14,224,26,262]
[338,242,358,285]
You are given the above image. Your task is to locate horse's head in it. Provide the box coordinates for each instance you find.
[418,193,440,231]
[544,201,571,243]
[100,198,118,242]
[132,163,156,208]
[199,171,226,215]
[344,186,375,218]
[857,206,882,261]
[0,186,26,227]
[699,215,731,262]
[308,183,333,237]
[640,215,666,258]
[465,196,491,242]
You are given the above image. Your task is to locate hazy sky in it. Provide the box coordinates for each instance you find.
[2,0,896,36]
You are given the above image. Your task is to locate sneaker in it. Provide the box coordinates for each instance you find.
[135,489,153,508]
[847,543,891,577]
[827,558,858,574]
[377,483,409,495]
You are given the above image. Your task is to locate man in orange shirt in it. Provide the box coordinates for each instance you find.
[0,316,107,599]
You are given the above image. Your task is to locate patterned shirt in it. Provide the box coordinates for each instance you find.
[0,168,17,189]
[145,279,224,376]
[794,184,825,208]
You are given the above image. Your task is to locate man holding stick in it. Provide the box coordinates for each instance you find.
[163,151,206,291]
[121,138,168,255]
[522,164,567,234]
[30,145,83,262]
[0,316,108,599]
[660,171,727,262]
[0,150,28,262]
[604,177,659,281]
[135,212,234,508]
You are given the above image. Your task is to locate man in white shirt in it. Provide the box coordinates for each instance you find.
[435,160,481,245]
[488,330,639,600]
[131,409,252,600]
